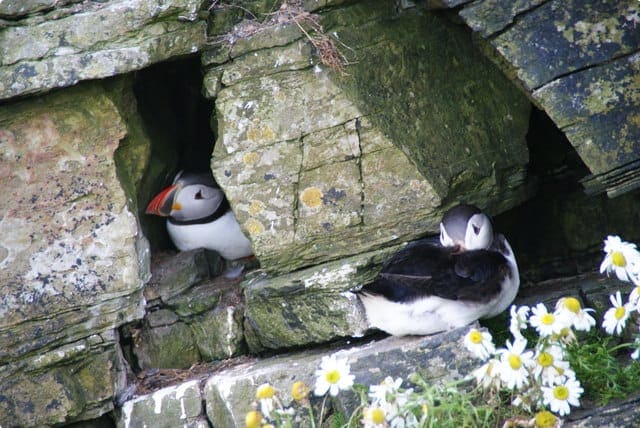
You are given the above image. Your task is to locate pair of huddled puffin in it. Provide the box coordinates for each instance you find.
[358,204,519,336]
[147,173,518,336]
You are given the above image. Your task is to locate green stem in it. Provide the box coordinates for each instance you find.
[317,394,328,427]
[307,402,316,428]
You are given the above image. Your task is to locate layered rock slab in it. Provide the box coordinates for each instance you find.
[204,0,531,274]
[0,82,148,425]
[205,328,476,427]
[0,0,207,100]
[459,0,640,197]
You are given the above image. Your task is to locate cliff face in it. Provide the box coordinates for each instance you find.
[0,0,639,426]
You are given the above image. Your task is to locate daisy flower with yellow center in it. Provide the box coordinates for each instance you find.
[555,297,596,332]
[291,381,310,402]
[255,383,276,418]
[470,358,502,390]
[245,410,263,428]
[529,303,567,337]
[463,328,496,361]
[599,235,640,283]
[497,339,534,390]
[602,291,633,335]
[542,377,583,416]
[532,345,571,385]
[362,406,386,428]
[534,410,559,428]
[313,354,354,397]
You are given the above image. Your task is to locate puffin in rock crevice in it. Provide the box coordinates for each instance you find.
[358,204,519,336]
[146,171,253,263]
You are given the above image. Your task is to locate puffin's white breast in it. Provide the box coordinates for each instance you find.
[167,211,252,260]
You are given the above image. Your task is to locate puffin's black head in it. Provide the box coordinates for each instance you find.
[440,204,494,251]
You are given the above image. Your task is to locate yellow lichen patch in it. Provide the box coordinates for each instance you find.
[300,187,323,208]
[244,218,265,236]
[246,124,276,142]
[243,152,259,165]
[248,200,265,216]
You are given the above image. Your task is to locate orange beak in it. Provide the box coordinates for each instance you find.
[145,184,178,216]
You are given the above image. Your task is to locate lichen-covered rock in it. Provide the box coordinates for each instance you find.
[134,309,201,369]
[143,250,211,305]
[0,0,207,100]
[242,246,399,352]
[0,82,147,425]
[188,282,246,360]
[533,53,640,197]
[134,251,246,365]
[116,380,205,428]
[204,0,531,273]
[459,0,640,197]
[204,327,477,427]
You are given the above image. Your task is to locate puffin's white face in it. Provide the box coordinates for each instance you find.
[464,213,494,250]
[440,222,456,247]
[440,212,494,250]
[170,184,224,222]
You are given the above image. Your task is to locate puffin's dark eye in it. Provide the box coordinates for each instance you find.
[194,190,203,200]
[472,224,480,235]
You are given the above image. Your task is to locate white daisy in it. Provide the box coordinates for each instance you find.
[542,377,583,416]
[362,406,386,428]
[509,305,530,340]
[602,291,633,335]
[599,235,640,283]
[497,339,534,390]
[470,358,502,390]
[255,383,276,418]
[529,303,567,337]
[313,354,355,397]
[368,376,403,403]
[463,328,496,360]
[555,297,596,332]
[532,345,571,386]
[368,376,409,422]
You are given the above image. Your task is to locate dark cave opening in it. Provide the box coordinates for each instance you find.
[132,55,217,252]
[495,107,640,288]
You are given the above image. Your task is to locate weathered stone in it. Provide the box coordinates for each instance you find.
[144,249,211,304]
[472,0,640,90]
[205,327,477,427]
[117,380,205,428]
[566,396,640,427]
[0,82,146,425]
[242,246,398,352]
[206,0,284,39]
[459,0,548,38]
[188,280,246,360]
[458,1,640,198]
[0,331,129,426]
[533,52,640,197]
[0,0,207,99]
[0,0,78,18]
[206,1,531,273]
[134,309,201,369]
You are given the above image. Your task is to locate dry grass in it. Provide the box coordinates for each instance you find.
[208,0,354,75]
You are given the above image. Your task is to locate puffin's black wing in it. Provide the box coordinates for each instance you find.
[362,244,508,304]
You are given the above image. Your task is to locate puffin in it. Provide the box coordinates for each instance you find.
[358,204,519,336]
[145,171,253,262]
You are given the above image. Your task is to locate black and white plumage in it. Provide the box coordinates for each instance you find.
[145,171,253,261]
[358,205,519,336]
